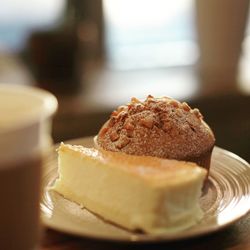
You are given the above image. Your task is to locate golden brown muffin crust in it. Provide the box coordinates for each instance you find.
[97,95,215,161]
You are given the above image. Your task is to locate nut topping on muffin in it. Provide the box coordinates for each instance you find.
[97,95,215,172]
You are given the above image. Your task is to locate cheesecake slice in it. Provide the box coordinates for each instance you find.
[52,143,207,234]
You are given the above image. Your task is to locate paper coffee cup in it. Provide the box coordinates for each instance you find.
[0,84,58,250]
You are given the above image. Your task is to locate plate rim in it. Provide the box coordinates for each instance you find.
[41,136,250,243]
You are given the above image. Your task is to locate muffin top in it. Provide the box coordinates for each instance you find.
[97,95,215,160]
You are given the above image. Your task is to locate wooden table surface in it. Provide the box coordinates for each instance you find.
[41,213,250,250]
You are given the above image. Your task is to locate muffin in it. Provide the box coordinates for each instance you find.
[96,95,215,172]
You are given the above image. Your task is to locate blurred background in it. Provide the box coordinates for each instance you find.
[0,0,249,161]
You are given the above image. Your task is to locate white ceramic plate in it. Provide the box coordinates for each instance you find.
[41,136,250,242]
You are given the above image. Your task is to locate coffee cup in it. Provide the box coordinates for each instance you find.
[0,84,57,250]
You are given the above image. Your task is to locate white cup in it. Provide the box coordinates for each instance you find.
[195,0,249,94]
[0,84,58,250]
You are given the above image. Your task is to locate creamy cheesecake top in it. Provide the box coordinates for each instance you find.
[97,95,215,161]
[59,143,207,187]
